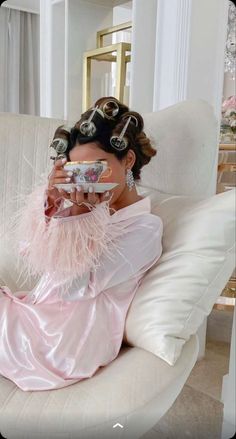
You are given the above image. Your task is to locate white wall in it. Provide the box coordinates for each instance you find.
[112,2,132,105]
[40,0,114,120]
[51,0,66,119]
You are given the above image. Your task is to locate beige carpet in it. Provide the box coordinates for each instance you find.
[141,308,233,439]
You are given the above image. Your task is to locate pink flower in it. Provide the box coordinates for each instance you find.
[222,96,236,112]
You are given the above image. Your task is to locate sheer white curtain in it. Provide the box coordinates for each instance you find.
[0,7,40,115]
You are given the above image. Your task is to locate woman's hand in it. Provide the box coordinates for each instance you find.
[64,185,110,216]
[44,158,71,217]
[47,157,71,200]
[46,157,111,217]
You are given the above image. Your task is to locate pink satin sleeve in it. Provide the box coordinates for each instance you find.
[56,214,163,303]
[89,214,163,296]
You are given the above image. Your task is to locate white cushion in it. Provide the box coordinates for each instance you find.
[0,336,198,439]
[141,99,218,196]
[124,188,236,365]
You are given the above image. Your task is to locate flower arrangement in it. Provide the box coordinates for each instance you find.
[220,95,236,143]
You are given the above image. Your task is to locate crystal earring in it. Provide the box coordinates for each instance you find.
[126,168,135,191]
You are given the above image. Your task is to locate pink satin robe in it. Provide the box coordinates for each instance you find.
[0,194,163,391]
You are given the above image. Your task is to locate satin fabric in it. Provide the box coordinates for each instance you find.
[0,196,163,391]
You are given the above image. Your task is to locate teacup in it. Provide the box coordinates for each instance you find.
[64,160,112,184]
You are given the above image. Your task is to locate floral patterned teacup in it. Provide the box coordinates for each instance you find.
[63,160,112,184]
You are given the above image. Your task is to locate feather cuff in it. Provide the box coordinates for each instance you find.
[12,185,125,286]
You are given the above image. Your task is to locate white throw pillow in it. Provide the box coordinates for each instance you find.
[124,188,236,365]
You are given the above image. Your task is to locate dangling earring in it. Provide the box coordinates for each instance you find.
[126,168,135,191]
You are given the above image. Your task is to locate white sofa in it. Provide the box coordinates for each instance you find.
[0,100,234,439]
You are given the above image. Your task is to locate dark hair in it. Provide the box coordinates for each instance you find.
[52,97,157,180]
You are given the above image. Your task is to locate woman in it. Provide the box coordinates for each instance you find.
[0,97,163,391]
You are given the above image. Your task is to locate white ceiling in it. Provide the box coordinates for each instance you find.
[1,0,39,14]
[1,0,132,14]
[83,0,132,7]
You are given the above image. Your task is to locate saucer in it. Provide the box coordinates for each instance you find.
[54,182,118,193]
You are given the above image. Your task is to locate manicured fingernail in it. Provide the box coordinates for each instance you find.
[67,171,73,177]
[70,187,75,193]
[61,158,67,164]
[89,186,93,193]
[77,185,82,192]
[66,177,71,182]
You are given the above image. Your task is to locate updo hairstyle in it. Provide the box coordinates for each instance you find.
[51,97,157,180]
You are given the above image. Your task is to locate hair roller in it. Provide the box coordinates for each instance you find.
[120,111,143,134]
[110,116,132,151]
[73,107,105,142]
[50,125,72,161]
[94,96,129,121]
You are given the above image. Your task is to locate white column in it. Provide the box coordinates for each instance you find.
[130,0,229,125]
[130,0,158,113]
[185,0,229,124]
[40,0,52,117]
[153,0,192,111]
[40,0,68,120]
